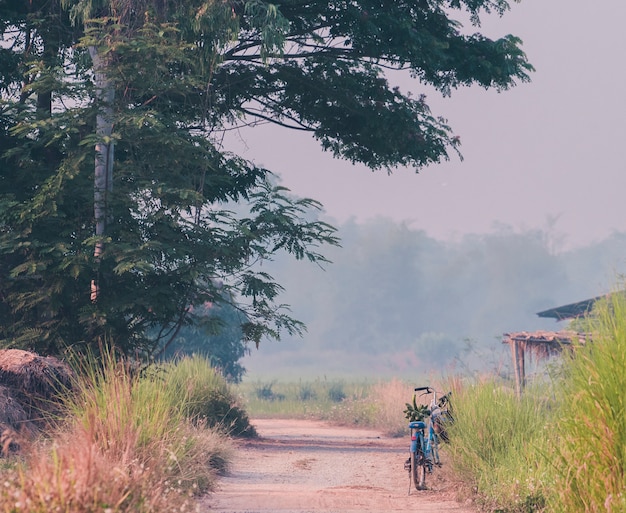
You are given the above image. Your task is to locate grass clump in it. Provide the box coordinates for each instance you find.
[0,352,235,513]
[161,355,257,438]
[545,292,626,512]
[446,378,551,512]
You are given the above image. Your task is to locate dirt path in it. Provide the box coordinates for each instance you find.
[201,418,477,513]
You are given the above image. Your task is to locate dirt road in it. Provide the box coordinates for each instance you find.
[202,418,478,513]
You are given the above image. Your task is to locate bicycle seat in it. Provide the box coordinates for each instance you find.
[408,421,426,429]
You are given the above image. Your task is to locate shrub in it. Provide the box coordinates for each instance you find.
[162,355,257,438]
[327,382,346,403]
[298,382,317,401]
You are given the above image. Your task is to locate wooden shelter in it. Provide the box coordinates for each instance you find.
[502,330,588,397]
[502,294,611,396]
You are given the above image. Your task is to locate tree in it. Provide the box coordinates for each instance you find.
[0,0,532,358]
[158,299,251,383]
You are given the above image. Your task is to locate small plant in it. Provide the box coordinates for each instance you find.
[327,383,346,402]
[298,383,317,401]
[255,381,278,400]
[403,394,430,422]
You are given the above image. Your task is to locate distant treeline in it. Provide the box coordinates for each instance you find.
[243,217,626,378]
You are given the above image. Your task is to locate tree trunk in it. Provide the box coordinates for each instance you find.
[89,46,115,302]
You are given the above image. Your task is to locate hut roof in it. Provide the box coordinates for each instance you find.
[536,295,606,321]
[536,290,626,321]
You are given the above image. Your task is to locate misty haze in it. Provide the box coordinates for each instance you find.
[242,217,626,380]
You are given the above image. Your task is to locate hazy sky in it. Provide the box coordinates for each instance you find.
[224,0,626,252]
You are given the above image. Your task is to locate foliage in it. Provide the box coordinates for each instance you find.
[0,0,530,358]
[403,393,430,421]
[545,291,626,512]
[158,300,250,383]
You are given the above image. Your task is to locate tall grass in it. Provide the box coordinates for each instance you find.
[0,353,235,513]
[445,289,626,512]
[161,356,256,438]
[366,378,416,436]
[446,377,551,512]
[546,293,626,512]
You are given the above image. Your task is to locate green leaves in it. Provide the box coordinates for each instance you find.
[404,394,431,421]
[244,0,290,60]
[0,0,530,360]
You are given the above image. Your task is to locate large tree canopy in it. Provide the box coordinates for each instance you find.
[0,0,532,359]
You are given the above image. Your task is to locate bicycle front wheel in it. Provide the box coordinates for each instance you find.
[410,449,427,490]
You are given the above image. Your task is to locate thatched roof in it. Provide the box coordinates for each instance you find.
[502,330,589,360]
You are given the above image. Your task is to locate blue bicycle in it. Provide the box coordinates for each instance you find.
[404,386,453,492]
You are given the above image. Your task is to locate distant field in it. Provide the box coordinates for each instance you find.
[235,377,448,437]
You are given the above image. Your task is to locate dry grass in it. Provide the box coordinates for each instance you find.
[1,422,229,513]
[0,349,73,441]
[0,353,234,513]
[368,378,414,437]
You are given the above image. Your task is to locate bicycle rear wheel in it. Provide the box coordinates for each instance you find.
[410,449,427,490]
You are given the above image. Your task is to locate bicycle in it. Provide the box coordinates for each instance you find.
[404,386,453,492]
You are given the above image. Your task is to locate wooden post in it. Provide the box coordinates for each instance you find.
[510,340,526,398]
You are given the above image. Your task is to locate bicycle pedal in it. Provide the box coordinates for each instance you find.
[403,459,411,471]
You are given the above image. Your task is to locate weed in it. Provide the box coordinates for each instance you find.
[327,382,346,402]
[298,382,317,401]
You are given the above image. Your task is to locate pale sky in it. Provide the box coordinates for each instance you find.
[224,0,626,252]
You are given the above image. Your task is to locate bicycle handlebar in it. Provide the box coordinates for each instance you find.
[414,387,453,405]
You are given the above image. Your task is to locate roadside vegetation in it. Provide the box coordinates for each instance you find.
[446,291,626,512]
[3,287,623,513]
[446,378,552,512]
[0,354,250,513]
